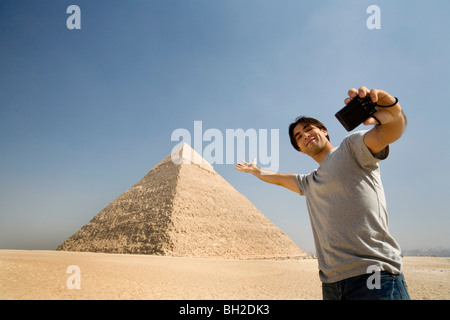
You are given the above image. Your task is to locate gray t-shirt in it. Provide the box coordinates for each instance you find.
[294,130,403,283]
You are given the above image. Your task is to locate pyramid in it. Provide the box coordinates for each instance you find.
[57,143,306,259]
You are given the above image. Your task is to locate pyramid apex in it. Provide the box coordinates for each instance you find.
[179,142,194,151]
[170,143,214,172]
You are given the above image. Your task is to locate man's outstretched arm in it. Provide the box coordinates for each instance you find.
[235,160,300,194]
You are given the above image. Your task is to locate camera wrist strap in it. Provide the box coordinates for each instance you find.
[372,97,398,126]
[374,97,398,108]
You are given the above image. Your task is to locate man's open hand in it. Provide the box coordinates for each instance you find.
[235,159,258,173]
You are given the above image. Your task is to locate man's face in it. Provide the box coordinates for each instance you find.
[292,123,329,156]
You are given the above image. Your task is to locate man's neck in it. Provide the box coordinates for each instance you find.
[312,142,335,164]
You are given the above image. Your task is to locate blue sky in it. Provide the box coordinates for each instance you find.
[1,0,449,254]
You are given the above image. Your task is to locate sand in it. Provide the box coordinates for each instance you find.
[1,250,449,300]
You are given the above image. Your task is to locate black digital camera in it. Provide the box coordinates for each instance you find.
[335,95,378,132]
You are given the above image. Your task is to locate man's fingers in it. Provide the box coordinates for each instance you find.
[348,88,358,99]
[369,89,379,103]
[347,87,380,104]
[358,86,370,97]
[236,161,249,168]
[363,117,379,126]
[345,88,357,105]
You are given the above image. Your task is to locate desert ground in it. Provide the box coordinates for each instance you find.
[1,250,448,300]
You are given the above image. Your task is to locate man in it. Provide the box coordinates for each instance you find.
[235,86,410,300]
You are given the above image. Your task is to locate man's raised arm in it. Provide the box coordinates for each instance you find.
[235,160,300,194]
[346,86,407,155]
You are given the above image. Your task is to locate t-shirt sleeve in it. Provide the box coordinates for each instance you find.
[345,131,389,169]
[293,174,307,196]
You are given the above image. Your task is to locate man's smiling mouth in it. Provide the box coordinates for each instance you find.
[306,137,315,146]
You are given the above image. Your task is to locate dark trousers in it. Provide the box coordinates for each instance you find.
[322,271,410,300]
